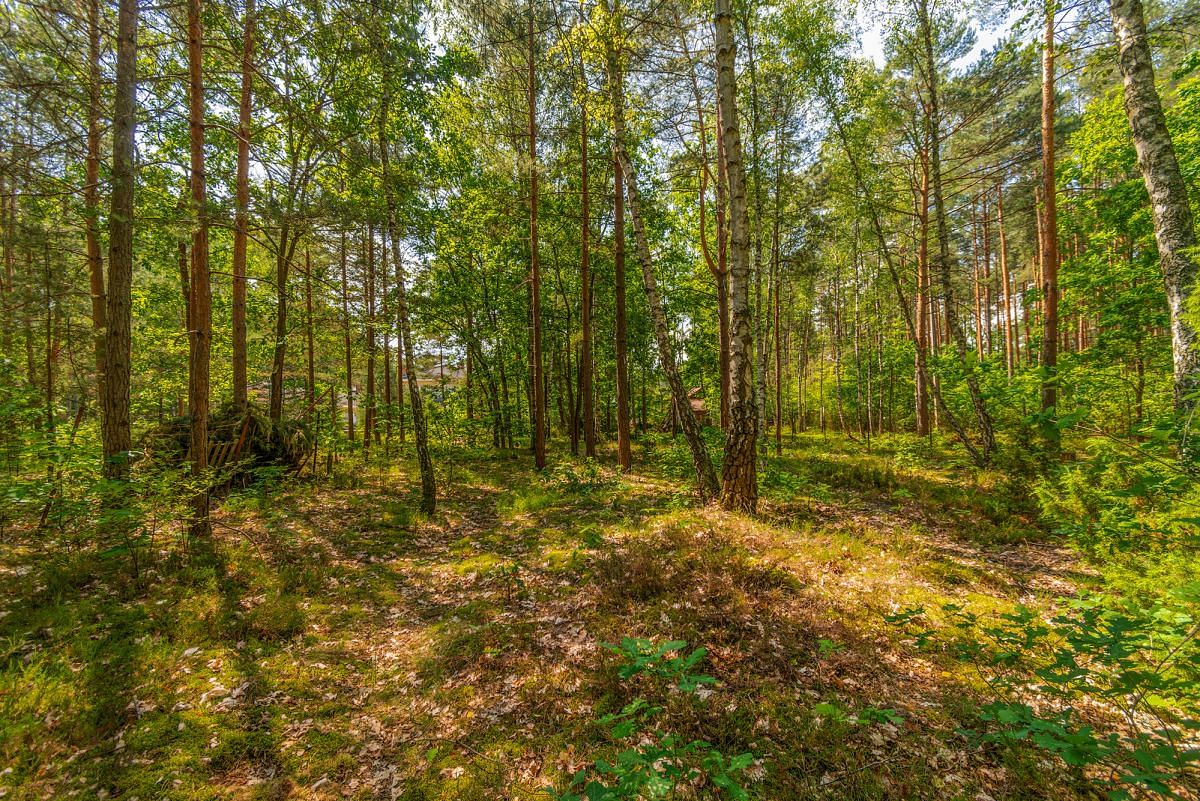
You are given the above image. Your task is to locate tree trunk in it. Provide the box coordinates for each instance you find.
[607,13,718,500]
[681,20,730,434]
[305,247,315,415]
[613,149,633,471]
[341,230,355,441]
[84,0,105,414]
[771,128,783,456]
[1110,0,1200,434]
[714,103,732,431]
[382,236,392,450]
[102,0,136,480]
[715,0,758,511]
[1040,0,1060,448]
[268,226,289,422]
[914,148,931,436]
[971,204,983,358]
[528,0,546,470]
[997,184,1015,379]
[231,0,254,410]
[579,52,595,458]
[396,252,406,443]
[186,0,211,536]
[364,225,377,454]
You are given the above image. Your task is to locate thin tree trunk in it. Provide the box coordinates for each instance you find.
[84,0,105,414]
[971,204,983,358]
[231,0,254,410]
[914,148,931,436]
[341,230,355,441]
[997,184,1015,379]
[1041,1,1060,448]
[771,129,783,455]
[305,247,315,417]
[983,193,993,355]
[714,102,732,431]
[681,20,730,433]
[396,252,406,443]
[382,234,392,451]
[613,149,632,471]
[918,0,995,461]
[528,0,546,469]
[579,68,595,458]
[186,0,211,536]
[269,226,290,422]
[364,224,376,454]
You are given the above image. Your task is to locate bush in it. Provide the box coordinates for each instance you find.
[888,591,1200,797]
[552,639,758,801]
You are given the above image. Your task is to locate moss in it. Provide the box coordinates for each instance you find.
[244,593,305,641]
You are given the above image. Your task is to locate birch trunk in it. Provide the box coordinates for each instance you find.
[715,0,758,511]
[1110,0,1200,431]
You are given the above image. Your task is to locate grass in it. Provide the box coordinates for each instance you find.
[0,433,1125,800]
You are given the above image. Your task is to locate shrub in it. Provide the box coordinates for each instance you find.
[888,590,1200,797]
[552,639,758,801]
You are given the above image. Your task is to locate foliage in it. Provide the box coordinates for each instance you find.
[553,639,758,800]
[889,593,1200,797]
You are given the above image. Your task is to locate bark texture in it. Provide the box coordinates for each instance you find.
[1110,0,1200,428]
[714,0,758,511]
[1041,1,1060,445]
[84,0,105,413]
[232,0,254,409]
[613,150,633,472]
[102,0,137,480]
[528,0,546,469]
[186,0,211,535]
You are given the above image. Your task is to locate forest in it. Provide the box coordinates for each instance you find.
[2,0,1200,796]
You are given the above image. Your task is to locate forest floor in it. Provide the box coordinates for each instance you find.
[1,433,1106,800]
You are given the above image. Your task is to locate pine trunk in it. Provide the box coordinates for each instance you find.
[232,0,254,410]
[613,149,633,471]
[186,0,211,536]
[101,0,137,480]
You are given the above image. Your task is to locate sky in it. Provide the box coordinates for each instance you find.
[853,7,1018,70]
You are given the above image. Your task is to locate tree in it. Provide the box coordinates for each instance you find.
[85,0,104,414]
[101,0,137,481]
[1109,0,1199,439]
[186,0,211,536]
[528,0,547,470]
[913,0,995,461]
[613,146,633,471]
[1040,0,1059,449]
[231,0,255,410]
[715,0,759,512]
